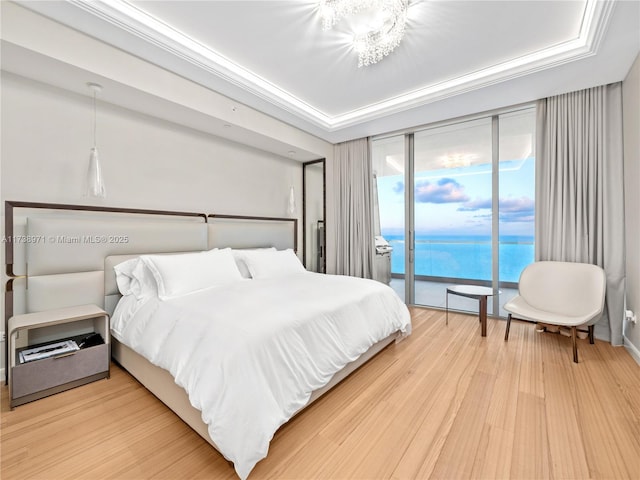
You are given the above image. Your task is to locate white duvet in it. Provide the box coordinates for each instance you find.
[111,272,411,479]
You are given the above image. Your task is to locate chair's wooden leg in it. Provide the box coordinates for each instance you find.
[588,325,594,344]
[505,313,512,341]
[572,326,578,363]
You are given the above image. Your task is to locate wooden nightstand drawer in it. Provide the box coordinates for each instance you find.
[11,344,109,401]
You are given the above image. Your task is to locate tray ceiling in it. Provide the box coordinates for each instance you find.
[15,0,640,143]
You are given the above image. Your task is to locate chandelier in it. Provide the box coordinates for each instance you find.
[319,0,409,67]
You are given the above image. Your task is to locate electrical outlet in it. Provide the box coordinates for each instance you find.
[0,332,5,342]
[625,310,637,325]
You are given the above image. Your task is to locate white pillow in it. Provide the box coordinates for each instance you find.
[242,249,306,280]
[114,258,139,296]
[232,247,276,278]
[113,258,157,299]
[141,248,243,299]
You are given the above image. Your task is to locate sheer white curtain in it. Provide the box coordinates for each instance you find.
[330,138,375,278]
[536,82,625,345]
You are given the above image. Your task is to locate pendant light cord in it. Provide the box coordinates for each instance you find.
[92,90,97,148]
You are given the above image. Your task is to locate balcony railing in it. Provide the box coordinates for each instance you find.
[388,277,520,318]
[385,236,534,285]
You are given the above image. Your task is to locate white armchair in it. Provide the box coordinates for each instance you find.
[504,261,606,363]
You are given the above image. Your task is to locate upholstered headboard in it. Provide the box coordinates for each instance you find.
[4,201,297,373]
[207,214,297,250]
[26,217,208,313]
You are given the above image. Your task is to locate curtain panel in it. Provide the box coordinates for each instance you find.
[330,138,375,278]
[536,82,625,345]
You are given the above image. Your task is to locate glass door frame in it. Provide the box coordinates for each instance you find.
[400,108,533,315]
[491,116,500,315]
[404,133,415,305]
[404,118,501,313]
[372,102,535,315]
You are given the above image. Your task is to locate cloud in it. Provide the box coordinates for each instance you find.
[415,178,470,204]
[500,197,535,222]
[458,196,534,223]
[458,198,491,211]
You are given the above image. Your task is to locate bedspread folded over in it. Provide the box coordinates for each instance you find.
[112,272,411,479]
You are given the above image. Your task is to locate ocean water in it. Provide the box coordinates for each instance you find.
[383,234,534,283]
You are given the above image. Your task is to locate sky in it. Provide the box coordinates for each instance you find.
[377,157,535,238]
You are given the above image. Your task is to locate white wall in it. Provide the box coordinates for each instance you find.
[1,72,302,216]
[623,53,640,364]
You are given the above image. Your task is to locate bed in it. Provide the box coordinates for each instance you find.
[4,202,411,479]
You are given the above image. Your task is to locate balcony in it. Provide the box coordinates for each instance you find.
[381,236,531,318]
[388,276,519,318]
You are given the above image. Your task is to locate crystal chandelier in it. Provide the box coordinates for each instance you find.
[319,0,409,67]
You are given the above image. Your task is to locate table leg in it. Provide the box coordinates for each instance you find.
[446,291,449,325]
[479,295,487,337]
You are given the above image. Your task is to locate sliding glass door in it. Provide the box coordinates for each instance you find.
[412,118,494,311]
[372,106,535,317]
[497,109,536,315]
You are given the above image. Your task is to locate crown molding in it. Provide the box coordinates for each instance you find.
[67,0,335,128]
[56,0,616,131]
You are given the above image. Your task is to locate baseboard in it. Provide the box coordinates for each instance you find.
[623,335,640,366]
[0,368,4,380]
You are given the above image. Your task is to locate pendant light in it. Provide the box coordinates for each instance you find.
[287,186,296,216]
[86,82,106,198]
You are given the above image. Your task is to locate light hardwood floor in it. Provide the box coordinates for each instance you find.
[2,308,640,479]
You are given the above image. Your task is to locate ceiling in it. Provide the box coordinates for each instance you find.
[13,0,640,144]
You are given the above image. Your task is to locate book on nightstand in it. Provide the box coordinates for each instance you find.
[18,340,80,364]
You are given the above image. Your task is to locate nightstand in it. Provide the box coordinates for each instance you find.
[8,304,110,408]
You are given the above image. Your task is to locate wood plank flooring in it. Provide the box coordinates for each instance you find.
[2,307,640,479]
